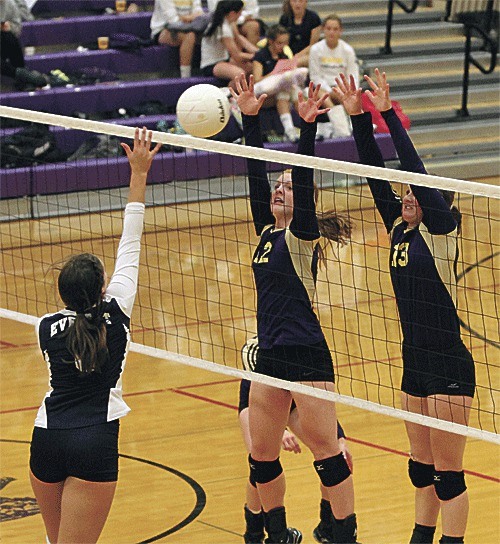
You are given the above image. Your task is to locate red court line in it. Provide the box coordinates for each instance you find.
[1,382,498,483]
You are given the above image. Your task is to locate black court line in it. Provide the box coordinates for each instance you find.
[0,439,207,543]
[458,251,500,349]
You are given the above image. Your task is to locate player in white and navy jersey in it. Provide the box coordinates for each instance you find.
[29,128,161,544]
[334,70,475,544]
[231,74,357,544]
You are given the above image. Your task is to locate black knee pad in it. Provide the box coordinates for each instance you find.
[249,468,257,488]
[313,452,351,487]
[249,454,283,484]
[408,459,435,488]
[433,470,466,501]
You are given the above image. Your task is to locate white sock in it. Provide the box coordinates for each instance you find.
[46,536,51,544]
[280,112,295,135]
[180,65,191,78]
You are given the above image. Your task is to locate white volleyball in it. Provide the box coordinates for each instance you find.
[176,84,230,138]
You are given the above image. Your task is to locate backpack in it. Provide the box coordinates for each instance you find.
[108,33,153,52]
[361,95,411,133]
[66,134,123,162]
[0,124,64,168]
[70,66,120,85]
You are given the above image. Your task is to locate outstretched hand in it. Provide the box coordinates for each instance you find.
[230,74,267,116]
[364,68,392,112]
[121,127,161,175]
[297,81,330,123]
[332,73,363,116]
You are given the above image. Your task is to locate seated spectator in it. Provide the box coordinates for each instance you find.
[150,0,205,78]
[252,24,308,142]
[1,0,47,90]
[208,0,262,46]
[309,14,360,139]
[279,0,321,68]
[200,0,254,83]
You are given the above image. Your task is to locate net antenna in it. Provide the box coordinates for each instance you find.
[1,106,499,444]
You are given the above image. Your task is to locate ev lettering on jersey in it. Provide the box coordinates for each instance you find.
[50,316,75,337]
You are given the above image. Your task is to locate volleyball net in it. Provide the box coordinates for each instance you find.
[1,106,498,444]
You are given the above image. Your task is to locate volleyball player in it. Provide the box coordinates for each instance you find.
[333,70,475,544]
[230,73,357,544]
[238,373,353,543]
[29,128,161,544]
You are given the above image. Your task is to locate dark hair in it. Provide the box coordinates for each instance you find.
[323,14,342,27]
[267,24,289,41]
[58,253,108,375]
[205,0,244,37]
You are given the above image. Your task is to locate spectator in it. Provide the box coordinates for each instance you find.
[208,0,262,46]
[279,0,321,68]
[150,0,205,78]
[0,0,47,90]
[200,0,254,84]
[309,14,360,139]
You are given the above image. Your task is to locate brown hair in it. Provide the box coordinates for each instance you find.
[57,253,109,375]
[323,14,342,27]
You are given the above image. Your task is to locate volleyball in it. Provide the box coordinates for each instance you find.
[176,84,230,138]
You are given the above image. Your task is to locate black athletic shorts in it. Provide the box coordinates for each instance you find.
[30,420,120,483]
[401,342,475,398]
[255,339,335,383]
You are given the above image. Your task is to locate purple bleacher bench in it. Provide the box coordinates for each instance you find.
[0,77,219,115]
[20,12,152,46]
[32,1,153,15]
[0,134,397,200]
[25,46,179,76]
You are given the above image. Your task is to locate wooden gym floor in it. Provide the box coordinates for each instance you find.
[1,182,499,543]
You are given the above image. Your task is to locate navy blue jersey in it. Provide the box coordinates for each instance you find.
[243,113,325,349]
[35,203,145,429]
[351,109,462,349]
[253,47,288,76]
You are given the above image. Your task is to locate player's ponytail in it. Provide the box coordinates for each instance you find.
[317,210,353,266]
[58,253,109,374]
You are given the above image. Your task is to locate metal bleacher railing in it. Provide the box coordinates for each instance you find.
[445,0,499,116]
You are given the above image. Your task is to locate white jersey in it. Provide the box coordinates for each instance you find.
[34,203,145,429]
[200,18,233,69]
[206,0,259,25]
[150,0,203,37]
[308,38,359,94]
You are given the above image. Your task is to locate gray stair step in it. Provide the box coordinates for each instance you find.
[409,119,500,145]
[362,51,495,76]
[409,106,500,125]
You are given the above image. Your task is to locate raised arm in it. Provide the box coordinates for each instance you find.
[289,81,329,240]
[106,128,161,317]
[334,73,401,232]
[365,70,456,234]
[232,74,274,235]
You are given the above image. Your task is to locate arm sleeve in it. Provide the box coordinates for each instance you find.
[289,118,320,240]
[351,111,402,232]
[381,108,456,234]
[242,113,274,235]
[105,202,145,317]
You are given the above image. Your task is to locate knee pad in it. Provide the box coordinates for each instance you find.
[433,470,466,501]
[408,459,435,488]
[313,452,351,487]
[249,468,257,488]
[248,454,283,484]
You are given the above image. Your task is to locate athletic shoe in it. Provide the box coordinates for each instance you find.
[313,524,334,543]
[265,527,302,543]
[283,130,299,144]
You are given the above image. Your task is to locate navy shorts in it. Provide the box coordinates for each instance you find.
[401,342,475,398]
[30,420,120,483]
[255,340,335,383]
